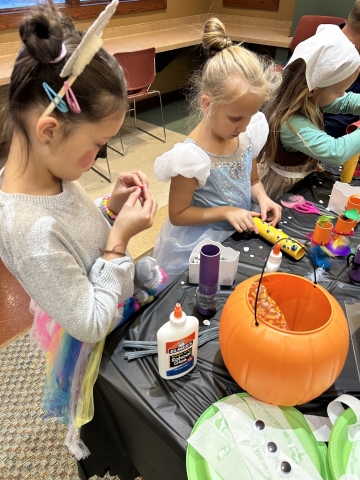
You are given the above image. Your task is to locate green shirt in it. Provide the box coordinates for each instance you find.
[280,92,360,165]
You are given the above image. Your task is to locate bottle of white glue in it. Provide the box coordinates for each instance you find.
[157,303,199,380]
[265,243,283,272]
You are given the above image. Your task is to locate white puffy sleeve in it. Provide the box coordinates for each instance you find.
[243,112,269,159]
[154,142,211,188]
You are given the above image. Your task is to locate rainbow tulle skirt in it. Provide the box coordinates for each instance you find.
[30,269,168,459]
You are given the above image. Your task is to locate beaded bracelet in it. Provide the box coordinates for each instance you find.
[102,193,117,220]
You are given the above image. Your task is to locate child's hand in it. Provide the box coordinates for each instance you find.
[113,185,157,242]
[258,196,282,226]
[108,170,148,214]
[225,208,261,234]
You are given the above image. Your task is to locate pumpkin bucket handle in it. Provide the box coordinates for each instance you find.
[254,241,317,326]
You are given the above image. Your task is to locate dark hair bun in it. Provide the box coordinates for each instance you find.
[19,2,64,64]
[202,18,232,57]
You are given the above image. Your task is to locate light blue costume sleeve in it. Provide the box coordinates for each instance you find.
[280,115,360,166]
[323,91,360,115]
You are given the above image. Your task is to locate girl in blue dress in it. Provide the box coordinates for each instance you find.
[154,18,282,282]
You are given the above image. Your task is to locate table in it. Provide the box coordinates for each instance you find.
[78,168,360,480]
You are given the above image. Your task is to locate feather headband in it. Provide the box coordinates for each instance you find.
[41,0,119,118]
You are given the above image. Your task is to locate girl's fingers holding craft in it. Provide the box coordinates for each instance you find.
[119,170,149,188]
[242,212,260,234]
[114,187,155,239]
[257,196,282,226]
[266,204,282,226]
[141,186,158,219]
[124,186,142,207]
[227,209,258,234]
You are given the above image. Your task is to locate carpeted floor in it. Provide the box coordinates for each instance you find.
[0,332,120,480]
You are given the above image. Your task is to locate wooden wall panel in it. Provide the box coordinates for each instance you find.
[0,0,167,30]
[223,0,279,11]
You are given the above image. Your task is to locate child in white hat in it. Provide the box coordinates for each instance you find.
[258,24,360,200]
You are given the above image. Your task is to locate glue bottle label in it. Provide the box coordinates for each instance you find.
[165,333,195,377]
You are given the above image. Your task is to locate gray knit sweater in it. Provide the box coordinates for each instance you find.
[0,170,135,343]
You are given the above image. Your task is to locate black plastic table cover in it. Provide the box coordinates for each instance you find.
[78,169,360,480]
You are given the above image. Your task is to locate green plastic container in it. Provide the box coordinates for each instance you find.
[328,408,358,479]
[186,393,331,480]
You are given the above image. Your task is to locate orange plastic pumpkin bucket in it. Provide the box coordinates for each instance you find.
[219,273,349,406]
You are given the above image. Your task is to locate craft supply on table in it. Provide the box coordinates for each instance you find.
[311,215,334,246]
[347,245,360,284]
[334,210,358,235]
[281,194,320,214]
[341,155,359,183]
[253,217,305,260]
[196,244,220,316]
[219,273,349,406]
[328,182,360,216]
[186,393,327,480]
[327,394,360,479]
[264,243,282,273]
[156,303,198,379]
[292,201,321,214]
[248,280,288,330]
[347,195,360,215]
[123,327,219,361]
[307,213,355,265]
[308,245,333,271]
[340,121,360,183]
[189,238,239,286]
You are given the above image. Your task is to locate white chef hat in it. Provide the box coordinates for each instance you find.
[286,24,360,91]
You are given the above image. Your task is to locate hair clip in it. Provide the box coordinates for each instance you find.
[277,460,292,478]
[49,43,67,64]
[254,419,266,434]
[265,441,279,458]
[42,82,68,113]
[64,81,81,114]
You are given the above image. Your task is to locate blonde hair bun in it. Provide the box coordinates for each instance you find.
[202,18,232,57]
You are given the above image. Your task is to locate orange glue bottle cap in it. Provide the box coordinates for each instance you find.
[273,243,281,255]
[174,303,183,318]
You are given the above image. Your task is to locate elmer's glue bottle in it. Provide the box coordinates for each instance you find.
[265,243,282,272]
[157,303,199,379]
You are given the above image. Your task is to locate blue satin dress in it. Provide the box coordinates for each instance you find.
[153,136,253,282]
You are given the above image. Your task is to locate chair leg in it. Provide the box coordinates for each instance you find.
[91,154,112,183]
[158,91,167,143]
[133,99,137,129]
[135,91,166,143]
[108,134,124,156]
